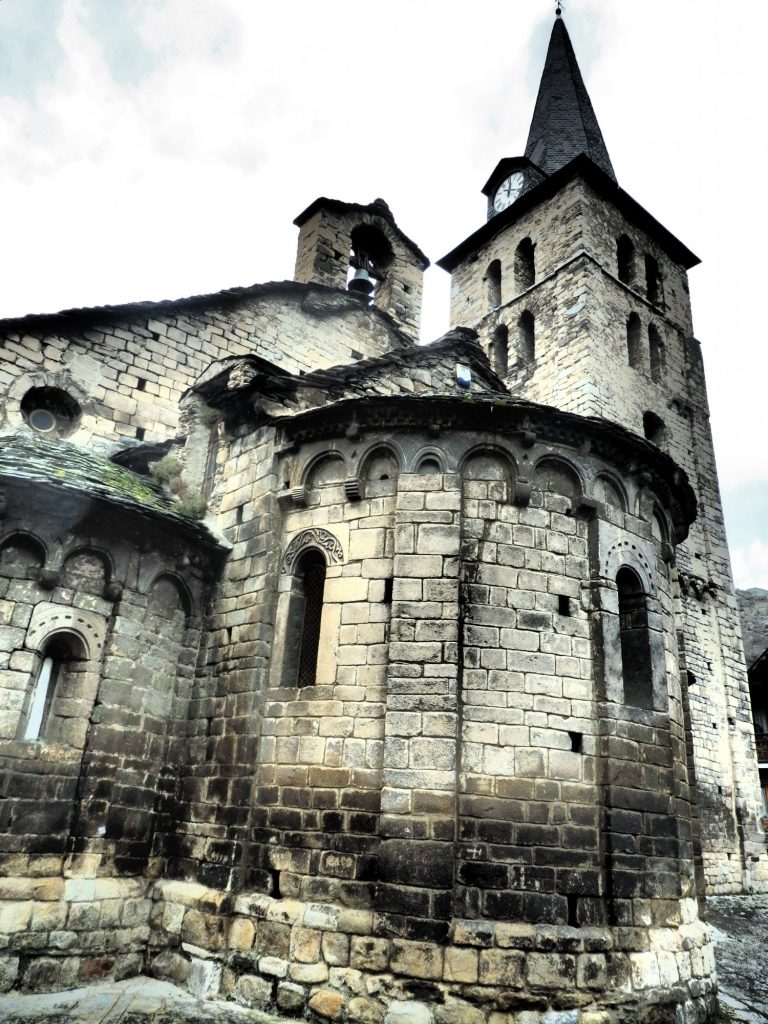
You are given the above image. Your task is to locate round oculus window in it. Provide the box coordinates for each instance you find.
[28,408,57,433]
[21,387,82,438]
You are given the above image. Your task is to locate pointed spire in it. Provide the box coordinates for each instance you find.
[524,16,616,182]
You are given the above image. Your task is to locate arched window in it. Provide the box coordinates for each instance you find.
[21,387,81,437]
[348,223,394,300]
[643,411,666,446]
[626,313,642,369]
[486,260,502,308]
[22,633,87,742]
[514,238,535,291]
[616,568,653,710]
[617,235,635,285]
[490,324,508,375]
[648,325,664,383]
[518,310,535,367]
[645,254,661,306]
[295,551,327,687]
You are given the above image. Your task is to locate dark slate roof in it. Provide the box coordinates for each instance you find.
[192,329,508,411]
[0,433,222,545]
[0,280,413,353]
[438,154,700,272]
[525,16,616,181]
[297,329,506,396]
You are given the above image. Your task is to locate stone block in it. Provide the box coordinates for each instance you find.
[443,945,478,983]
[390,939,443,980]
[291,926,322,963]
[526,952,576,988]
[277,981,306,1013]
[259,955,288,977]
[576,953,607,989]
[349,995,385,1022]
[304,902,340,931]
[434,1006,485,1024]
[309,988,346,1019]
[351,936,390,971]
[479,948,525,987]
[289,960,329,983]
[228,917,255,950]
[385,1002,433,1024]
[187,957,222,998]
[237,973,272,1007]
[0,956,19,993]
[323,931,350,966]
[0,901,32,934]
[629,951,660,989]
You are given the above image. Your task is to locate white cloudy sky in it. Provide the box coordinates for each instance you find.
[0,0,765,586]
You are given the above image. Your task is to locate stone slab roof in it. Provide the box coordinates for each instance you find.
[438,153,700,272]
[192,330,507,415]
[0,279,413,352]
[0,433,223,546]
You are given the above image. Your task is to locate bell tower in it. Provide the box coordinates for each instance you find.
[439,12,768,894]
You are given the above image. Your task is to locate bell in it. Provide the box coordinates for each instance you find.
[348,267,374,296]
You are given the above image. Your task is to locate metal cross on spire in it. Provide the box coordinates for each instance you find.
[555,1,563,16]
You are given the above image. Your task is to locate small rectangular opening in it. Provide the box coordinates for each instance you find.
[137,377,146,392]
[558,595,571,616]
[569,731,582,754]
[567,894,579,927]
[135,427,145,441]
[236,505,244,525]
[382,577,393,604]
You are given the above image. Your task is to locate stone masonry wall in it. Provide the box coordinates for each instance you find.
[294,204,426,337]
[141,407,716,1021]
[447,175,768,893]
[0,284,413,451]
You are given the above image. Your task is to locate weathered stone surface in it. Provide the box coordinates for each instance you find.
[308,987,345,1019]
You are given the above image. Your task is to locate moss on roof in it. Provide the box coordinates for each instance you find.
[0,432,218,543]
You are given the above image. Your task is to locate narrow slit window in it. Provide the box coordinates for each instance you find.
[486,260,502,309]
[616,567,654,710]
[643,411,666,446]
[648,324,664,383]
[490,324,509,376]
[296,551,327,687]
[617,234,635,285]
[514,237,535,291]
[645,254,662,306]
[21,633,86,743]
[24,656,56,740]
[518,310,535,368]
[626,313,642,369]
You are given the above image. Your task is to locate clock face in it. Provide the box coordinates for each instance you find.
[494,172,525,212]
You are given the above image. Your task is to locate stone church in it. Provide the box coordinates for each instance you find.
[0,13,764,1024]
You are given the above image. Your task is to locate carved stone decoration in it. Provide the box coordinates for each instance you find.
[25,602,107,660]
[37,568,60,590]
[572,495,599,520]
[104,581,124,602]
[344,477,362,502]
[678,571,717,601]
[290,485,307,507]
[281,528,344,574]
